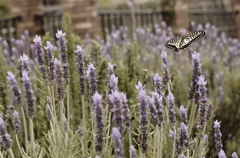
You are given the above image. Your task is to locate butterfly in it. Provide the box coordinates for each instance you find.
[165,30,205,52]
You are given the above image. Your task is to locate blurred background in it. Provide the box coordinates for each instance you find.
[0,0,240,40]
[0,0,240,157]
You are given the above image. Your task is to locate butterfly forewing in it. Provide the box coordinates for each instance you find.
[166,30,205,52]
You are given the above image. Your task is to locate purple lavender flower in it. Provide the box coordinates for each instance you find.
[136,83,148,153]
[7,72,22,106]
[86,63,97,105]
[197,75,208,137]
[161,51,170,89]
[5,105,14,121]
[180,123,189,148]
[213,120,223,153]
[119,92,131,132]
[178,154,186,158]
[188,52,202,103]
[152,74,162,95]
[112,127,123,158]
[168,92,176,128]
[206,103,213,121]
[13,111,20,134]
[33,35,48,82]
[108,74,118,93]
[22,71,36,118]
[108,63,115,77]
[108,91,123,133]
[179,105,188,125]
[169,130,182,154]
[44,41,55,85]
[130,145,137,158]
[151,92,164,126]
[54,59,65,101]
[92,92,104,154]
[232,152,238,158]
[56,30,70,84]
[218,149,227,158]
[74,45,85,95]
[0,117,12,149]
[148,97,158,126]
[20,54,30,76]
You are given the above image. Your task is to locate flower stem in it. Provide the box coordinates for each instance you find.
[8,149,15,158]
[106,112,112,146]
[129,132,132,158]
[172,128,176,158]
[188,101,197,136]
[20,106,28,154]
[15,135,23,156]
[81,95,86,125]
[160,123,163,158]
[60,100,64,131]
[29,118,36,158]
[67,85,70,125]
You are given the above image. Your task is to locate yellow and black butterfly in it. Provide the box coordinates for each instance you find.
[165,30,205,52]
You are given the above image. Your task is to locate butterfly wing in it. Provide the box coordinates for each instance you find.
[179,30,205,50]
[166,37,182,52]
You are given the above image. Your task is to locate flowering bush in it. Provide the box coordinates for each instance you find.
[0,13,239,158]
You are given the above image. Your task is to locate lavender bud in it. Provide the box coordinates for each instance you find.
[108,63,115,77]
[136,84,148,153]
[44,41,55,85]
[130,145,138,158]
[112,127,123,158]
[46,103,52,122]
[218,149,227,158]
[232,152,238,158]
[135,81,144,92]
[108,74,119,93]
[152,74,162,95]
[162,63,170,88]
[206,103,213,121]
[213,120,223,153]
[20,54,30,76]
[152,92,164,126]
[108,91,123,133]
[188,52,202,103]
[0,117,12,149]
[56,30,69,84]
[54,59,65,101]
[63,117,68,132]
[179,105,188,125]
[148,96,158,126]
[74,45,85,95]
[7,72,22,106]
[13,111,20,134]
[168,92,176,128]
[77,126,83,138]
[5,105,14,120]
[92,92,104,154]
[119,93,131,132]
[178,154,186,158]
[180,123,189,148]
[86,63,97,105]
[33,35,48,82]
[22,71,36,118]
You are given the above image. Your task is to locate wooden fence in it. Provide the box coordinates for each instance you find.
[188,10,240,38]
[0,16,21,41]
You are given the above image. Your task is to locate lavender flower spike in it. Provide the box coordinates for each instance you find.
[213,120,223,153]
[86,63,97,105]
[7,71,22,106]
[119,92,131,132]
[180,123,189,148]
[178,154,186,158]
[20,54,30,75]
[152,74,162,95]
[33,35,48,81]
[112,127,123,158]
[74,45,85,95]
[152,92,164,126]
[108,74,118,93]
[0,117,12,148]
[168,92,176,128]
[232,152,238,158]
[13,111,20,134]
[108,63,115,77]
[136,84,148,153]
[188,51,202,103]
[218,149,227,158]
[44,41,55,85]
[180,105,188,125]
[22,71,36,118]
[92,92,104,154]
[130,145,138,158]
[56,30,70,84]
[54,59,65,101]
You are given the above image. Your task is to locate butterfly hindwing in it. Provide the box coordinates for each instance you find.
[166,30,205,52]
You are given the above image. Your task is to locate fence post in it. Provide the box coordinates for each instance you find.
[231,0,240,38]
[61,0,98,38]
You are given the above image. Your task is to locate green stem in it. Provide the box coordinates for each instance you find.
[15,135,23,156]
[153,128,157,158]
[0,151,3,158]
[65,132,68,148]
[198,140,203,158]
[160,123,163,158]
[67,85,70,125]
[129,132,132,158]
[20,107,28,154]
[172,128,176,158]
[167,82,171,94]
[189,101,197,136]
[7,149,14,158]
[60,100,64,131]
[106,112,112,147]
[81,95,86,125]
[29,118,36,158]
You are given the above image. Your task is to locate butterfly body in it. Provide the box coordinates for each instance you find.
[166,30,205,52]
